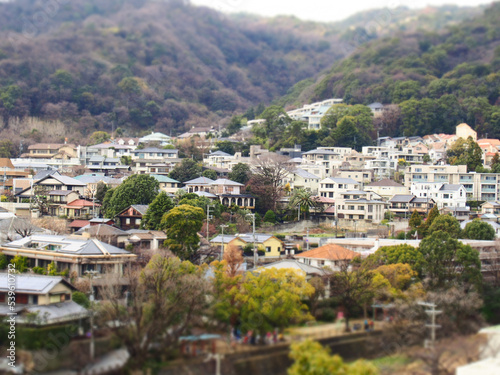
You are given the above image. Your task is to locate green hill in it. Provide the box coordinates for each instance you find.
[0,0,487,149]
[282,2,500,138]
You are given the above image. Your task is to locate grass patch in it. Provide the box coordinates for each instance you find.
[370,355,411,370]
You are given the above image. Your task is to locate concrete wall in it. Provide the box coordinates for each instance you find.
[159,332,382,375]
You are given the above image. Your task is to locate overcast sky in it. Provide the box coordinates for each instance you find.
[190,0,493,22]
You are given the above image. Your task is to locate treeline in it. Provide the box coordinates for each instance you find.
[285,2,500,138]
[0,0,347,144]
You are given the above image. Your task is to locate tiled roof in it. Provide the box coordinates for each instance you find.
[69,220,90,228]
[368,179,404,187]
[184,176,214,185]
[0,274,71,294]
[295,244,358,261]
[389,194,414,203]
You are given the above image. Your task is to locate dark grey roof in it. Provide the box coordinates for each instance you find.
[209,151,233,157]
[33,169,58,180]
[4,235,132,256]
[0,274,70,294]
[304,149,339,155]
[184,176,214,185]
[294,168,319,179]
[439,184,463,191]
[412,197,434,203]
[368,179,404,187]
[389,194,414,203]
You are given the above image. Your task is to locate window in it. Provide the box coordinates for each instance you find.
[126,218,131,224]
[443,194,449,199]
[349,215,354,219]
[358,206,365,211]
[368,205,373,213]
[348,205,355,210]
[359,215,364,220]
[266,246,271,253]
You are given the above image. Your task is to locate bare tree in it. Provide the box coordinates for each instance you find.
[326,259,374,331]
[11,217,39,238]
[98,252,210,369]
[250,154,292,211]
[33,217,68,235]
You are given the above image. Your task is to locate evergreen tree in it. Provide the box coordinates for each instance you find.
[141,192,175,230]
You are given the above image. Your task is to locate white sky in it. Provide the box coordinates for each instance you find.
[190,0,493,22]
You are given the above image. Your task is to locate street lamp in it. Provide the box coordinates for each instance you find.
[85,270,99,361]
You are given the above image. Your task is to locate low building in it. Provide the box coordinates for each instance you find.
[295,244,359,270]
[210,179,255,209]
[0,235,136,278]
[250,259,325,279]
[365,179,409,201]
[319,177,361,199]
[411,182,467,210]
[0,274,88,326]
[210,234,284,258]
[151,174,182,194]
[115,205,149,230]
[388,195,435,216]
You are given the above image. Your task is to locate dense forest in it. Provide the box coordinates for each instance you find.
[0,0,482,150]
[282,2,500,138]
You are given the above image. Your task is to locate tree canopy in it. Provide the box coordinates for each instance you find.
[168,158,202,183]
[102,174,159,218]
[462,220,496,240]
[160,204,206,260]
[141,192,175,230]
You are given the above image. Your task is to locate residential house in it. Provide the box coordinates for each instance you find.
[365,179,409,201]
[209,179,255,209]
[138,132,172,146]
[87,156,128,176]
[282,168,320,194]
[204,151,234,169]
[368,102,385,117]
[124,230,167,250]
[295,244,359,270]
[211,234,284,258]
[151,175,182,194]
[388,195,435,216]
[456,123,477,141]
[0,235,136,277]
[184,176,215,193]
[0,158,30,193]
[481,201,500,216]
[16,171,87,203]
[332,169,374,184]
[23,143,77,159]
[411,182,467,210]
[0,274,88,326]
[75,224,129,247]
[335,191,387,223]
[131,148,180,174]
[115,205,149,230]
[319,177,361,199]
[303,149,344,175]
[286,98,343,130]
[63,198,100,219]
[250,259,325,279]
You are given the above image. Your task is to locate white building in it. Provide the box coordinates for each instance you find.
[319,177,361,199]
[410,182,468,209]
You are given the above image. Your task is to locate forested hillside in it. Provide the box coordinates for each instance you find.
[0,0,346,145]
[0,0,487,150]
[284,2,500,138]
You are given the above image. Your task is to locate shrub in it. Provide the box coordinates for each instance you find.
[263,210,276,223]
[72,291,90,308]
[32,267,46,275]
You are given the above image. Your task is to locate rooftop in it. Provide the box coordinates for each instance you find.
[296,244,359,261]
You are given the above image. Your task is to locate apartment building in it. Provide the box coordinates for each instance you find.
[319,177,361,199]
[405,165,500,202]
[335,191,387,223]
[410,182,468,209]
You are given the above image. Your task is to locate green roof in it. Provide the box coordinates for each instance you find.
[150,174,180,183]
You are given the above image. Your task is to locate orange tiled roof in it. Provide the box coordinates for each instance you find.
[296,244,358,261]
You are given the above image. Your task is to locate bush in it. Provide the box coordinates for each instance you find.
[257,250,265,256]
[72,291,90,308]
[0,324,78,350]
[0,254,7,269]
[32,267,46,275]
[10,256,29,273]
[263,210,276,223]
[316,308,336,322]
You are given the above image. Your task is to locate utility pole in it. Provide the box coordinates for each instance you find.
[418,302,442,349]
[85,270,99,361]
[220,224,228,260]
[246,213,257,266]
[306,226,310,251]
[206,205,215,239]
